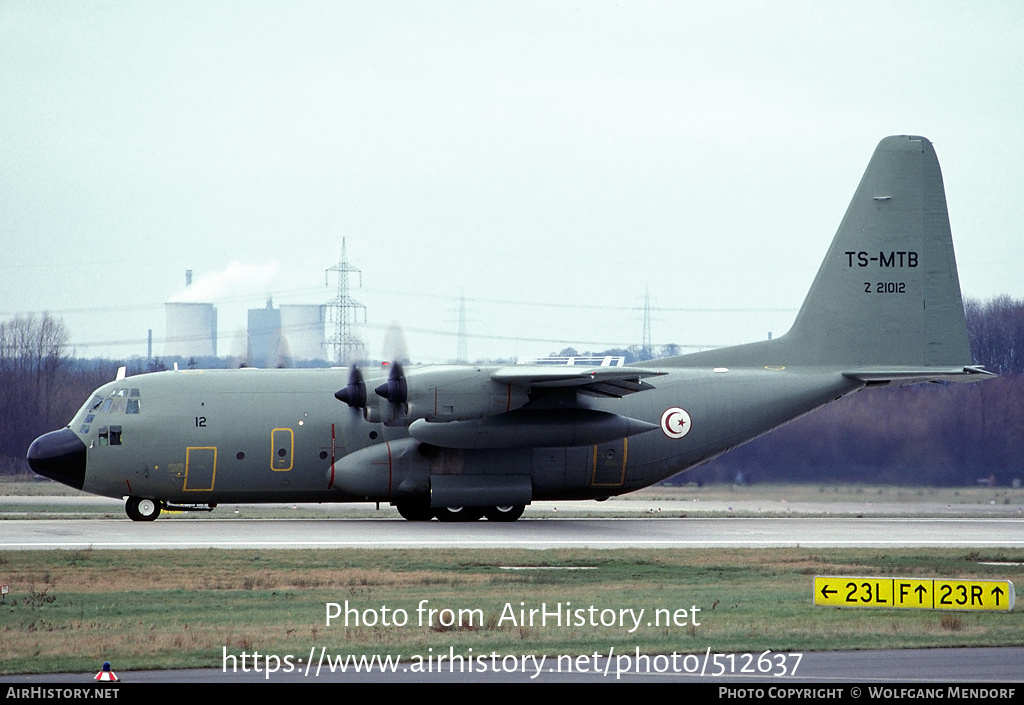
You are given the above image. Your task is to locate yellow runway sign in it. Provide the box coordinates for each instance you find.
[815,577,1014,611]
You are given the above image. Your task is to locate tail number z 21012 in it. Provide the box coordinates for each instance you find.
[865,282,906,294]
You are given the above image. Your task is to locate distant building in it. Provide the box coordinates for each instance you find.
[280,304,327,362]
[165,303,217,358]
[247,299,283,368]
[246,301,327,367]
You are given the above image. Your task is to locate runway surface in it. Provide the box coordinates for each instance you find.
[3,516,1024,550]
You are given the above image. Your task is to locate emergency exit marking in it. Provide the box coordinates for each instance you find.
[814,576,1014,611]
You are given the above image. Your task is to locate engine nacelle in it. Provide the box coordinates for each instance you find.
[339,364,533,427]
[328,438,430,499]
[408,408,658,448]
[376,365,530,426]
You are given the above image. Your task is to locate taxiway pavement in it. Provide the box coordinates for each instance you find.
[3,516,1023,550]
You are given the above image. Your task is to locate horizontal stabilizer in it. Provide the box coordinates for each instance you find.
[844,365,996,386]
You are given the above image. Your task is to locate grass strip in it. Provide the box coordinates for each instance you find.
[1,547,1022,675]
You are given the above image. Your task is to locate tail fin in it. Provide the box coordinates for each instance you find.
[785,135,971,368]
[675,135,990,380]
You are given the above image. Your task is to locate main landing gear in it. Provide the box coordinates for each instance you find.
[394,501,525,522]
[482,505,525,522]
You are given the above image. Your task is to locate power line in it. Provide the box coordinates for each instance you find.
[2,289,797,319]
[70,319,730,353]
[324,238,367,365]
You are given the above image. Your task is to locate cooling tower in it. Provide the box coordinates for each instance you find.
[247,301,283,368]
[280,304,327,362]
[164,303,217,358]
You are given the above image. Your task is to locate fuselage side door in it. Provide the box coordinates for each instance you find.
[272,428,293,471]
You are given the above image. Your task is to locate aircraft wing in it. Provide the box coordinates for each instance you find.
[490,366,665,398]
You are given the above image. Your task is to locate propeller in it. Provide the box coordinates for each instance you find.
[374,361,412,425]
[333,322,411,425]
[335,365,367,408]
[229,328,249,368]
[381,321,410,366]
[374,361,407,405]
[274,334,293,369]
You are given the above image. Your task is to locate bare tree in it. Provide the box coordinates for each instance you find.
[0,313,71,463]
[966,296,1024,375]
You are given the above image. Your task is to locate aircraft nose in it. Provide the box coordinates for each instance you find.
[27,428,87,491]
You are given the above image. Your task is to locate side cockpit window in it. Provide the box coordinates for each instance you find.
[98,426,122,446]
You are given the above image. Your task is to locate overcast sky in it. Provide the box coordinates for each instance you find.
[2,1,1022,364]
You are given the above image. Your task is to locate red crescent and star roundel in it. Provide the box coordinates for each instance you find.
[660,407,692,439]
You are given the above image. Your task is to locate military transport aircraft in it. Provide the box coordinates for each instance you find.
[28,135,993,522]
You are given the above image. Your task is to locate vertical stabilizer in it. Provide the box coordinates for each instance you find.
[671,136,980,376]
[782,135,971,368]
[667,133,978,375]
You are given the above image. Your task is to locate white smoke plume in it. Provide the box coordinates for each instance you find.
[170,261,280,303]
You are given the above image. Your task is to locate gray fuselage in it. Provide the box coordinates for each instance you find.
[63,364,861,506]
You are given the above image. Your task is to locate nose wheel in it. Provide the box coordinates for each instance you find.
[126,496,162,522]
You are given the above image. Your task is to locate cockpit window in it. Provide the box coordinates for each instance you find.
[89,388,142,415]
[79,388,141,433]
[98,426,122,446]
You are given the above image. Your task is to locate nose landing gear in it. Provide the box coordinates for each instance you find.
[125,496,161,522]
